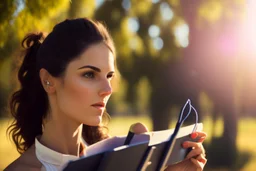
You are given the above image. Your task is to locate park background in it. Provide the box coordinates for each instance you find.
[0,0,256,170]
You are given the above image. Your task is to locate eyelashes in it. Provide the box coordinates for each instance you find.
[107,73,115,80]
[83,71,95,79]
[82,71,115,80]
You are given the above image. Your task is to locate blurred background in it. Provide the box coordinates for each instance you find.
[0,0,256,170]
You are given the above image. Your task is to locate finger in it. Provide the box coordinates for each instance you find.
[190,131,207,140]
[196,154,207,164]
[190,158,204,171]
[185,146,203,159]
[183,141,202,149]
[183,141,205,159]
[197,136,207,143]
[130,122,149,134]
[183,141,206,154]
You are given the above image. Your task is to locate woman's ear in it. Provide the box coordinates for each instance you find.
[39,68,56,94]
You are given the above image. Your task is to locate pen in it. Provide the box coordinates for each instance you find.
[123,126,135,145]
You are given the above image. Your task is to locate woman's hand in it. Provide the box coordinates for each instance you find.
[130,123,207,171]
[165,131,207,171]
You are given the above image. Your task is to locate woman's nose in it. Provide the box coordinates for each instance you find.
[99,79,112,97]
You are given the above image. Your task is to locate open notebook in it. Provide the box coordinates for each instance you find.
[63,99,202,171]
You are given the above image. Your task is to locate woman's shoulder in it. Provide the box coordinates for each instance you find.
[4,144,42,171]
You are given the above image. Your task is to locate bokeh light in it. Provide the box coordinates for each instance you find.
[174,23,189,48]
[153,37,164,50]
[160,2,174,21]
[148,25,160,38]
[128,17,139,33]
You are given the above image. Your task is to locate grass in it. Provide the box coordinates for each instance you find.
[236,118,256,171]
[0,116,256,170]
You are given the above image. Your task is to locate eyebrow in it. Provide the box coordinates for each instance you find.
[78,65,101,72]
[78,65,115,74]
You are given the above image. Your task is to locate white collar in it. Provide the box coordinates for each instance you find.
[35,137,81,166]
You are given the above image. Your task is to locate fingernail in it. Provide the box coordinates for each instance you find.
[191,132,198,139]
[199,159,205,163]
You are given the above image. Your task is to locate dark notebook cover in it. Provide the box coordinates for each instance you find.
[97,142,149,171]
[63,152,103,171]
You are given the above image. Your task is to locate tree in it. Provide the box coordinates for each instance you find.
[178,0,245,167]
[95,0,246,168]
[0,0,71,117]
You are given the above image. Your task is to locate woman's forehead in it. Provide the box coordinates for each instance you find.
[68,42,115,71]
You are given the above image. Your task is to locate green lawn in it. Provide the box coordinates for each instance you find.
[0,116,256,171]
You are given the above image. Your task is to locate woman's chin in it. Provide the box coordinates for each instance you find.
[83,117,102,126]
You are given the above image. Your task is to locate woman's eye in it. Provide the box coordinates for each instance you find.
[83,72,95,78]
[107,74,114,79]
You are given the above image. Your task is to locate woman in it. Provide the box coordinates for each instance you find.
[5,18,206,171]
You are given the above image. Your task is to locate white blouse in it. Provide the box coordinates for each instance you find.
[35,138,86,171]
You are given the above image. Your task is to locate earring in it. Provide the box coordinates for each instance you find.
[46,81,50,86]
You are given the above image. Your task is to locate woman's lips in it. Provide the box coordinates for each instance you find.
[91,102,105,110]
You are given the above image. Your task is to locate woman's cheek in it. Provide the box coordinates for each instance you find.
[58,79,90,114]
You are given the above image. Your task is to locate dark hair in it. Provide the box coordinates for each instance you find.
[7,18,115,154]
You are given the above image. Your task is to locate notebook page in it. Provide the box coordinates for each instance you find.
[149,123,203,146]
[84,133,150,157]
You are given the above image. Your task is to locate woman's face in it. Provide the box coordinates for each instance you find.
[54,42,115,126]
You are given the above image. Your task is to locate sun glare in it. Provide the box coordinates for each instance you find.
[240,0,256,57]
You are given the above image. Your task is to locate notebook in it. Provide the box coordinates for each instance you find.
[63,99,202,171]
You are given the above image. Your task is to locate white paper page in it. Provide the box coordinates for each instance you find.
[84,133,150,157]
[83,123,202,158]
[149,123,203,146]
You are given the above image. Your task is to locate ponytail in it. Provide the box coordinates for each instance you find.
[7,32,47,154]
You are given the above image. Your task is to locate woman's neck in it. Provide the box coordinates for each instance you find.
[40,115,84,156]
